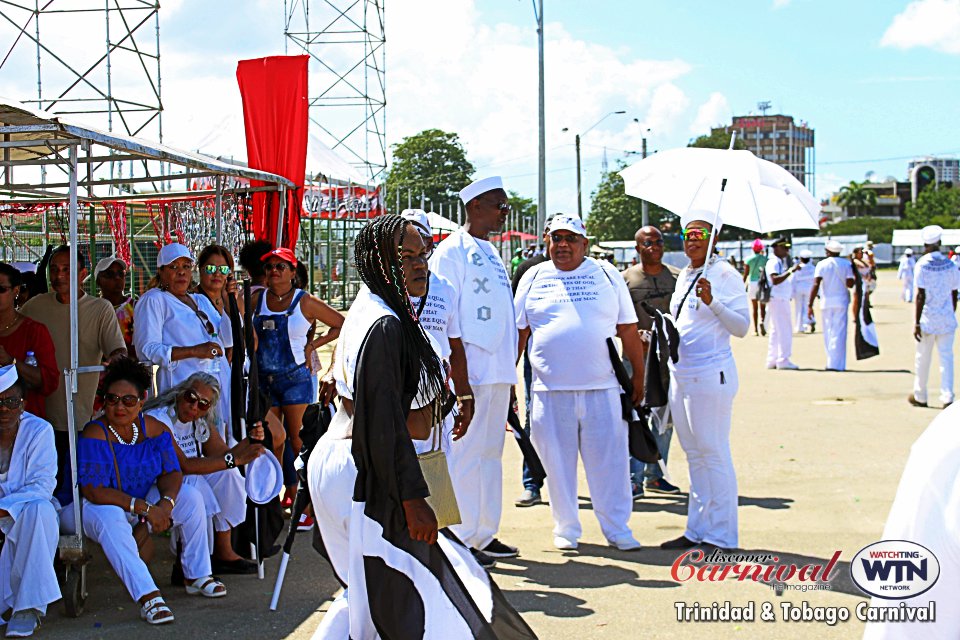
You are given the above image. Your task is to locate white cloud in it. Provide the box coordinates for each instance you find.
[881,0,960,54]
[689,92,730,136]
[773,0,792,9]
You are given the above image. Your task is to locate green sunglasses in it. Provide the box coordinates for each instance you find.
[203,264,232,275]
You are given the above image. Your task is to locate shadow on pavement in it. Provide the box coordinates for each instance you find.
[575,494,794,515]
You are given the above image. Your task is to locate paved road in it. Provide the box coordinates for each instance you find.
[37,275,939,639]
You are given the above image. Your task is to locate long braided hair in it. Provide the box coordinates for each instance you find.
[354,215,446,416]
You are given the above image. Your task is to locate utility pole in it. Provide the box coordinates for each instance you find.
[533,0,546,235]
[641,136,649,226]
[575,134,582,218]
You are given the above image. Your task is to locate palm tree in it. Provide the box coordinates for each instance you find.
[837,180,878,218]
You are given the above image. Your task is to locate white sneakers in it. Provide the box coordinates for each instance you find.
[553,535,578,550]
[608,535,642,551]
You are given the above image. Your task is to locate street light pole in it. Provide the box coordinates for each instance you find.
[641,136,649,226]
[575,133,582,217]
[532,0,546,236]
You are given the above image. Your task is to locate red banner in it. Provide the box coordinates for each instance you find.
[236,55,309,248]
[301,185,384,219]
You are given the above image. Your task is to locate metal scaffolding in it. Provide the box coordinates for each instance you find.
[0,0,162,140]
[283,0,386,185]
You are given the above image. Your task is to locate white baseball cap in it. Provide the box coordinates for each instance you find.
[400,209,431,236]
[156,243,195,268]
[459,176,504,204]
[548,214,587,237]
[94,254,126,279]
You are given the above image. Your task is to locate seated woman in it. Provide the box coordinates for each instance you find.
[0,365,60,638]
[77,358,226,627]
[142,372,265,575]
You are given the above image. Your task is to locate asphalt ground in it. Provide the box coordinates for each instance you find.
[33,271,941,639]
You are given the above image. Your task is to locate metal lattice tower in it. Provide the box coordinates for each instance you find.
[0,1,162,142]
[284,0,386,185]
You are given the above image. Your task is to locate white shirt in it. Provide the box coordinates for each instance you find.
[764,255,793,300]
[670,258,749,372]
[863,404,960,640]
[915,251,960,335]
[134,288,231,394]
[409,273,461,360]
[813,257,853,310]
[898,255,916,281]
[430,230,518,386]
[515,258,637,392]
[791,259,815,293]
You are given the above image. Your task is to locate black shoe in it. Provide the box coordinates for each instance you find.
[644,478,682,495]
[482,538,519,558]
[908,394,928,408]
[631,481,644,501]
[211,557,259,575]
[660,535,699,550]
[470,548,497,569]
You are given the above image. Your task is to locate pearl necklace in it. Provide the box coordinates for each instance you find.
[107,421,139,446]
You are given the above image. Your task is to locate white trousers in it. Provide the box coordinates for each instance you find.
[765,298,794,367]
[446,383,511,549]
[669,358,739,549]
[0,500,60,615]
[914,331,955,404]
[793,285,815,331]
[821,307,848,371]
[82,483,210,602]
[901,277,914,303]
[530,388,633,543]
[308,435,356,585]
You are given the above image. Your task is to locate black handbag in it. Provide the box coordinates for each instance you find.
[606,338,661,464]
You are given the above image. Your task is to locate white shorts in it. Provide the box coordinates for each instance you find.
[747,281,762,300]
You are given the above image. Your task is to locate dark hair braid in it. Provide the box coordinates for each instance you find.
[355,215,446,417]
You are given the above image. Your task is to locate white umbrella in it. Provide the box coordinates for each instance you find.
[619,147,820,234]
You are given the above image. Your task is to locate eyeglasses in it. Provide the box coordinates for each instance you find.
[0,284,16,294]
[164,262,195,273]
[99,269,126,279]
[103,393,141,407]
[264,262,291,273]
[0,396,23,410]
[681,228,711,242]
[481,197,510,212]
[182,388,213,411]
[203,264,232,275]
[550,233,581,245]
[640,239,665,248]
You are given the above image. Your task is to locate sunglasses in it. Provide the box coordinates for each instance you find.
[182,388,213,411]
[164,262,195,273]
[0,284,16,294]
[681,228,711,242]
[264,262,292,273]
[104,393,141,407]
[640,239,665,248]
[550,233,581,244]
[203,264,232,275]
[0,396,23,409]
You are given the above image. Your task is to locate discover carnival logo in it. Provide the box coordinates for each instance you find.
[850,540,940,600]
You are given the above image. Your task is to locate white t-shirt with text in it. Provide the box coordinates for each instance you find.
[410,273,461,360]
[515,258,637,392]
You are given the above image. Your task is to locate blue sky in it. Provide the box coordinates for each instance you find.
[1,0,957,227]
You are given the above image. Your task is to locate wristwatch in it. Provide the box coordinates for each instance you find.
[224,452,236,469]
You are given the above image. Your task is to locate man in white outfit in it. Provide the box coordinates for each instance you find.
[429,177,519,564]
[764,237,800,370]
[792,250,816,333]
[515,215,645,552]
[808,241,854,371]
[910,225,960,409]
[897,248,916,303]
[0,366,60,638]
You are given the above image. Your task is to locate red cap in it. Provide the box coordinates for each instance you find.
[261,247,298,267]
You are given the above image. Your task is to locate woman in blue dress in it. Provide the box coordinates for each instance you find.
[77,357,226,626]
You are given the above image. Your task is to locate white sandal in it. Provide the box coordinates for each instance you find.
[185,576,227,598]
[139,597,174,625]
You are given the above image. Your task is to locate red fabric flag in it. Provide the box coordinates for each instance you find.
[236,55,309,248]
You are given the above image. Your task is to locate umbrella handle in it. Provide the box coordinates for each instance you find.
[698,177,727,297]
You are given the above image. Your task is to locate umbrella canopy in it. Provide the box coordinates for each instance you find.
[619,148,820,233]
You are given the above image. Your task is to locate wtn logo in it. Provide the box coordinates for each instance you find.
[860,558,927,583]
[851,541,940,600]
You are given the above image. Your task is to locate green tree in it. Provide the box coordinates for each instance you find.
[836,180,878,217]
[386,129,475,213]
[820,217,905,244]
[507,191,538,237]
[586,162,671,241]
[904,185,960,229]
[688,129,747,150]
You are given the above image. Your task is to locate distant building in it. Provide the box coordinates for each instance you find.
[712,114,815,187]
[909,157,959,185]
